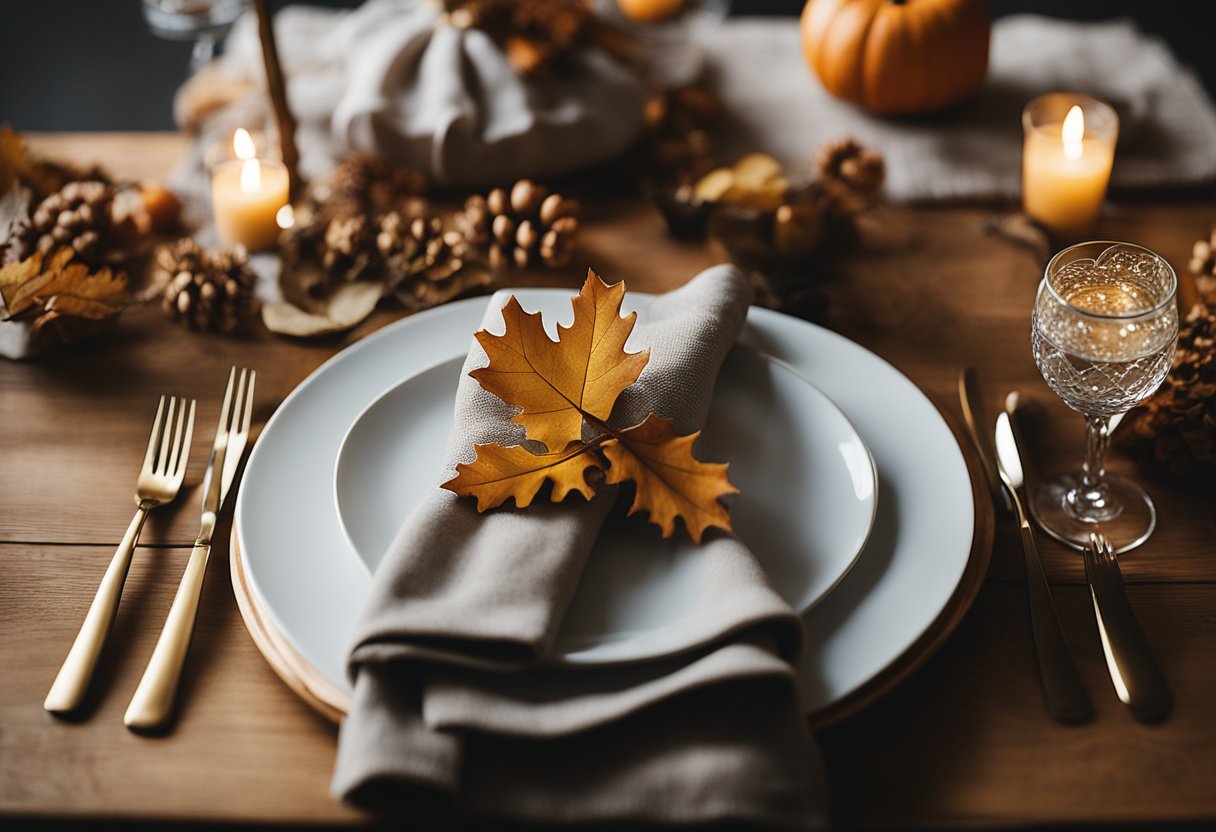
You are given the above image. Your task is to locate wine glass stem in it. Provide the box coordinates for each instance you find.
[1067,414,1117,522]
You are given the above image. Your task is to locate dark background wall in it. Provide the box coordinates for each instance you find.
[2,0,1214,131]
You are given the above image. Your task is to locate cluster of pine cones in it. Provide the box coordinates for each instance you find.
[281,156,580,314]
[1113,225,1216,478]
[1118,302,1216,478]
[3,180,134,267]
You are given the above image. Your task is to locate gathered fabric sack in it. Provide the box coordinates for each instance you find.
[176,0,647,191]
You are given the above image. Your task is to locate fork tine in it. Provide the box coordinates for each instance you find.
[241,370,255,435]
[169,399,196,482]
[169,398,184,471]
[232,368,248,433]
[142,396,167,473]
[220,370,252,491]
[156,397,177,473]
[215,367,237,444]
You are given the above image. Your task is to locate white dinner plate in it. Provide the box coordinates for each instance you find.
[236,289,975,715]
[333,344,878,664]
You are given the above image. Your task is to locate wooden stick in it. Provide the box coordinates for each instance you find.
[253,0,302,202]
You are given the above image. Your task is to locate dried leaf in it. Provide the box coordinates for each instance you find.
[0,248,126,323]
[601,414,738,544]
[442,441,603,511]
[470,270,649,452]
[0,250,44,313]
[694,153,789,213]
[261,280,381,338]
[732,153,783,188]
[395,263,495,312]
[277,255,331,309]
[44,293,125,321]
[442,271,737,543]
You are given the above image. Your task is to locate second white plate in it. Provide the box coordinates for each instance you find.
[334,344,878,664]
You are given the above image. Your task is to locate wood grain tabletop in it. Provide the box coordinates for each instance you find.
[2,133,1214,829]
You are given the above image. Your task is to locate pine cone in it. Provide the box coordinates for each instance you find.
[377,212,493,310]
[311,154,427,219]
[322,214,377,283]
[1189,224,1216,305]
[815,138,885,200]
[7,181,123,266]
[378,212,466,286]
[154,238,259,334]
[1116,303,1216,478]
[638,85,722,187]
[460,180,579,271]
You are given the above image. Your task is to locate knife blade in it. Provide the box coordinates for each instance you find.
[994,394,1092,723]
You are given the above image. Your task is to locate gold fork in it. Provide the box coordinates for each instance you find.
[45,395,196,715]
[125,367,255,730]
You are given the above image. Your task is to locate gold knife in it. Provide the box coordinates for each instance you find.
[994,393,1092,723]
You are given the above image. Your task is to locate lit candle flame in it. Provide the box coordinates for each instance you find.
[276,204,295,230]
[1062,105,1084,162]
[233,128,256,161]
[240,158,261,194]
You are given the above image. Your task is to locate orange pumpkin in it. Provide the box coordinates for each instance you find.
[800,0,991,116]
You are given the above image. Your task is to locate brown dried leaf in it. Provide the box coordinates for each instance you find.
[0,248,126,324]
[470,270,649,452]
[601,413,738,544]
[261,280,381,338]
[442,271,738,543]
[442,441,603,511]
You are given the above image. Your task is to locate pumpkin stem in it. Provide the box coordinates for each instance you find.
[889,0,908,4]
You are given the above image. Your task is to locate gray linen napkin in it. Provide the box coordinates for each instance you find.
[332,265,827,828]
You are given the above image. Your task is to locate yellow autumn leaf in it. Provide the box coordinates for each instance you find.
[442,441,604,511]
[601,413,738,544]
[0,251,45,314]
[470,270,650,451]
[0,248,126,322]
[44,293,126,321]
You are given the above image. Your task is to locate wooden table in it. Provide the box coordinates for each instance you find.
[3,134,1214,829]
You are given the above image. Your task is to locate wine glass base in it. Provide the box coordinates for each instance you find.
[1030,472,1156,554]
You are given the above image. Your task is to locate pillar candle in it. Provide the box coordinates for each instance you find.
[211,129,289,251]
[1022,94,1118,239]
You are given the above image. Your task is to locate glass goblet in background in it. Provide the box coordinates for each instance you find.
[1030,241,1179,553]
[142,0,249,72]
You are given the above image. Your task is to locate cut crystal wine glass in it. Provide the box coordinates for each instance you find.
[1030,241,1178,553]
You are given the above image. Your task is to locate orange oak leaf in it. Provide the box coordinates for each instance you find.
[470,270,650,451]
[443,441,604,511]
[601,413,739,544]
[0,248,126,326]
